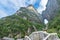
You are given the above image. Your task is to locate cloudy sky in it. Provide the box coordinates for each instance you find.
[0,0,48,18]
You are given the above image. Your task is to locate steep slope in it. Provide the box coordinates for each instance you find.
[41,0,60,38]
[16,5,41,23]
[0,5,44,38]
[47,10,60,38]
[42,0,58,21]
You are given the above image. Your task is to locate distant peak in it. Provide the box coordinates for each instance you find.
[27,5,38,14]
[27,5,34,10]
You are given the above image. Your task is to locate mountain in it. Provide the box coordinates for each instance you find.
[42,0,59,21]
[41,0,60,38]
[0,5,44,38]
[47,10,60,38]
[16,5,42,23]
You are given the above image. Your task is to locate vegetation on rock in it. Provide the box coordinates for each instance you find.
[47,10,60,38]
[0,8,44,38]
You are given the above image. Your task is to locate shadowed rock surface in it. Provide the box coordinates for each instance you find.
[42,0,58,22]
[16,5,42,23]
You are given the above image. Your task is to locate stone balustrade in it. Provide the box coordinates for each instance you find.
[2,31,60,40]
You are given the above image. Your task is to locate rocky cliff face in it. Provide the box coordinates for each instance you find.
[42,0,59,22]
[16,5,42,23]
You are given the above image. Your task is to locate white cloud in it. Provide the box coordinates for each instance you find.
[0,0,48,18]
[8,0,27,8]
[0,0,37,18]
[0,0,27,10]
[0,10,8,18]
[26,0,36,5]
[0,0,37,10]
[0,0,27,18]
[44,19,48,24]
[37,0,48,14]
[40,0,48,7]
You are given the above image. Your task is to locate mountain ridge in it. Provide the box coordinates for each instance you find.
[15,5,42,23]
[0,5,44,38]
